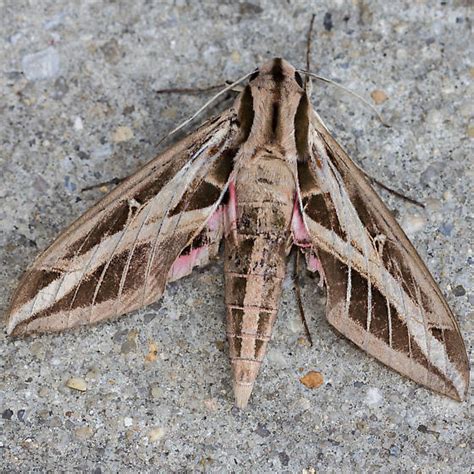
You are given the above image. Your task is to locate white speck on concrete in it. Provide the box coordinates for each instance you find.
[22,47,60,81]
[112,126,134,143]
[401,213,426,235]
[43,13,65,30]
[147,427,166,443]
[291,397,311,411]
[9,32,23,45]
[73,116,83,131]
[266,348,288,368]
[287,314,303,333]
[91,143,112,159]
[443,190,454,201]
[366,387,384,406]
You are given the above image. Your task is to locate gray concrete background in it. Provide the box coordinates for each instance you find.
[1,1,472,472]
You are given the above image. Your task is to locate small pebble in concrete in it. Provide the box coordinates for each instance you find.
[300,371,324,389]
[66,377,87,392]
[371,89,389,104]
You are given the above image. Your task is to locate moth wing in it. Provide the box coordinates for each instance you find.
[294,112,469,401]
[8,111,237,336]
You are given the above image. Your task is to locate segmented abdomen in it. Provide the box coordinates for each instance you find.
[224,155,295,407]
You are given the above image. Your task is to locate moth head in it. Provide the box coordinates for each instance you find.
[249,58,304,90]
[235,58,310,154]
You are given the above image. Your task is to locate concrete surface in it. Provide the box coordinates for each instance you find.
[0,0,472,472]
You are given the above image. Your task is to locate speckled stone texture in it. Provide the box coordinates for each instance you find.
[1,1,472,472]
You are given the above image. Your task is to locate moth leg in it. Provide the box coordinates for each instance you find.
[155,82,243,95]
[334,148,424,207]
[365,173,425,208]
[293,249,313,347]
[304,13,316,94]
[81,176,124,192]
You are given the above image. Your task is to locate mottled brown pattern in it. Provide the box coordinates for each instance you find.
[17,268,62,296]
[179,229,209,257]
[297,160,317,196]
[294,95,310,160]
[303,193,345,240]
[63,163,182,261]
[226,276,248,306]
[169,181,221,216]
[256,310,274,337]
[211,147,236,186]
[64,201,130,259]
[237,85,254,142]
[227,307,244,335]
[225,238,254,274]
[121,243,151,294]
[133,163,177,205]
[169,144,236,217]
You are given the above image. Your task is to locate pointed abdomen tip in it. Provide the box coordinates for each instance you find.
[233,382,254,409]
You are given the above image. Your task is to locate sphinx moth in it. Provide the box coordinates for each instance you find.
[7,58,469,408]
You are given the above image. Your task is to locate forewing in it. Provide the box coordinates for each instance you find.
[8,111,238,336]
[294,112,469,401]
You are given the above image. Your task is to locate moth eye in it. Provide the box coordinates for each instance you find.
[249,70,259,81]
[294,71,304,88]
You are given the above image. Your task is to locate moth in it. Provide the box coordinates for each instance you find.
[7,58,469,408]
